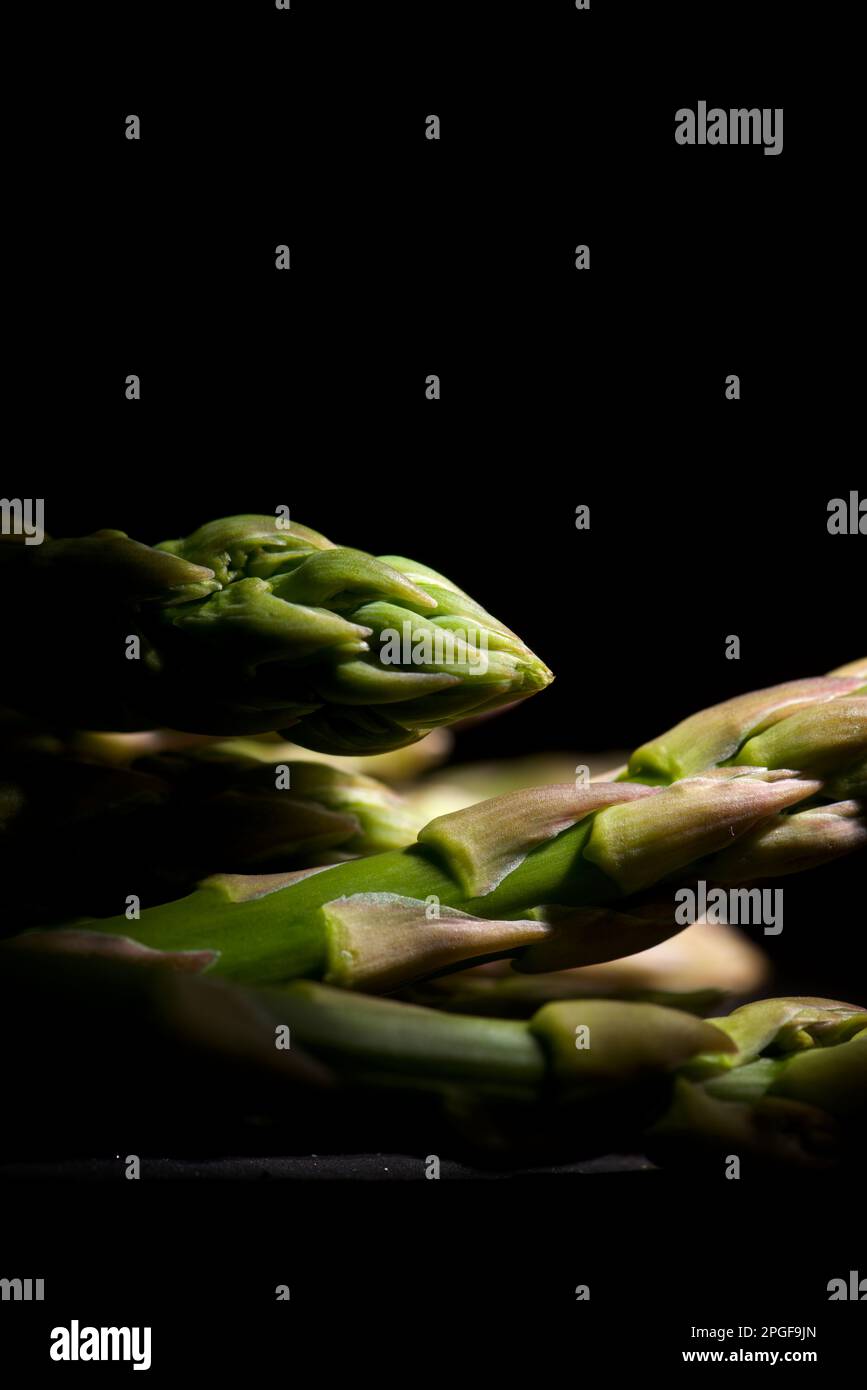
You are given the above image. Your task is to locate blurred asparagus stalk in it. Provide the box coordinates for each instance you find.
[127,750,423,858]
[0,736,423,928]
[2,945,730,1103]
[402,919,769,1017]
[2,939,862,1167]
[404,751,629,824]
[70,726,455,785]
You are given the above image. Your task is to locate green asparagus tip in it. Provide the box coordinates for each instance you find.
[627,669,867,783]
[156,516,554,751]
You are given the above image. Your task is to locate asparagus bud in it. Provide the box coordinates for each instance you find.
[159,517,554,750]
[680,996,867,1077]
[650,997,867,1166]
[704,801,867,881]
[417,782,657,896]
[3,515,552,754]
[626,662,867,785]
[582,770,821,895]
[733,698,867,778]
[767,1032,867,1117]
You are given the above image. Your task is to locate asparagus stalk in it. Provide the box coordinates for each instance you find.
[127,751,423,857]
[254,980,732,1096]
[263,987,865,1167]
[10,761,863,989]
[2,516,552,753]
[381,993,865,1167]
[4,938,862,1166]
[3,943,730,1105]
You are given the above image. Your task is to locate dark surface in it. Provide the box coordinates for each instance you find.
[0,1153,656,1180]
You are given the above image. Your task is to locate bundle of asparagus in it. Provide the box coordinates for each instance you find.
[3,508,865,1170]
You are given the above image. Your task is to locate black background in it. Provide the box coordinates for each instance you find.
[21,7,860,753]
[4,0,864,1363]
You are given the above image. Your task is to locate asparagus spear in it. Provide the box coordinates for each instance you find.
[4,931,862,1166]
[10,760,863,988]
[0,946,731,1109]
[264,988,863,1167]
[623,658,867,786]
[2,516,552,753]
[649,997,867,1167]
[256,980,732,1094]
